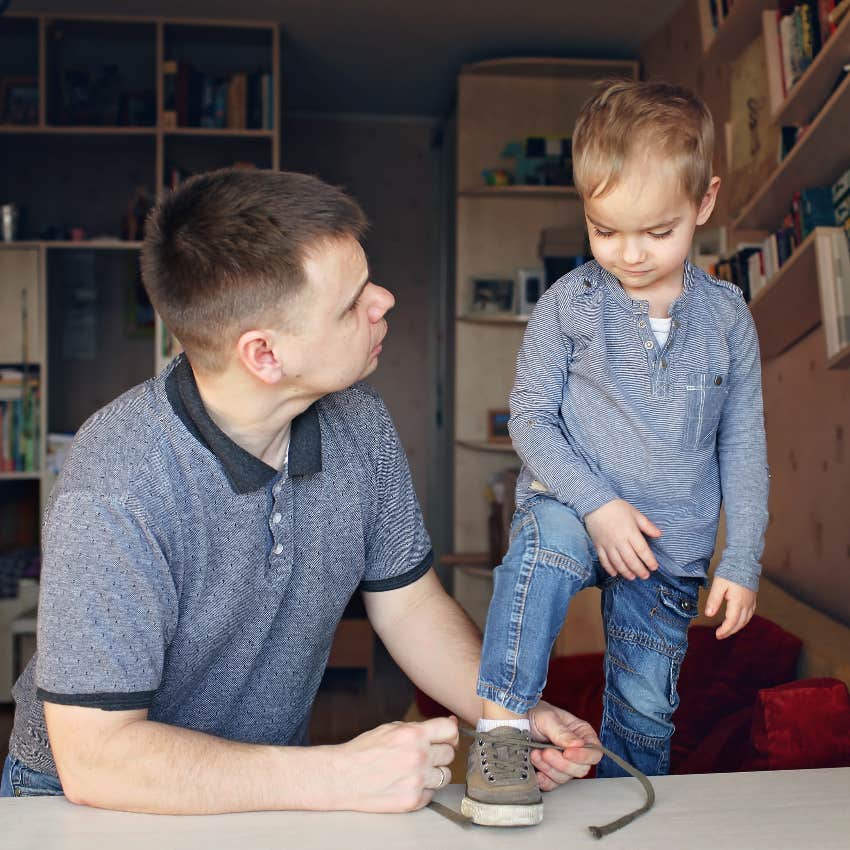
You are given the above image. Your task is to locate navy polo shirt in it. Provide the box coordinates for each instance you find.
[10,355,432,776]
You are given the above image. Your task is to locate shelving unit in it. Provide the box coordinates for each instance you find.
[451,56,638,556]
[0,11,280,538]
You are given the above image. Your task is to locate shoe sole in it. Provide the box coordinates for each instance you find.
[460,795,543,827]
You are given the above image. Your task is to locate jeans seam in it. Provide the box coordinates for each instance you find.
[501,510,541,698]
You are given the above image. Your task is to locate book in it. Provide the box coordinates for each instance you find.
[763,11,786,109]
[161,59,177,129]
[728,34,781,215]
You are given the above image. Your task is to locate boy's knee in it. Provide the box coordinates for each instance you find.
[524,498,592,570]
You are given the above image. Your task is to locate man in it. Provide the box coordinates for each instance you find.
[3,169,600,812]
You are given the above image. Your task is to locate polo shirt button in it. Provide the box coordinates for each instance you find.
[273,543,284,555]
[661,358,667,368]
[715,376,723,385]
[639,320,647,328]
[644,340,654,349]
[272,512,282,524]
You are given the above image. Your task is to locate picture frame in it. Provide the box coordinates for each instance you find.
[0,76,39,125]
[516,267,546,317]
[469,276,515,315]
[487,408,511,443]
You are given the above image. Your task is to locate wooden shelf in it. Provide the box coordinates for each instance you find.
[731,73,850,231]
[774,11,850,125]
[455,439,516,454]
[0,241,142,250]
[700,0,777,63]
[458,185,580,199]
[164,127,275,138]
[0,125,157,135]
[749,228,824,358]
[0,472,42,481]
[457,313,529,325]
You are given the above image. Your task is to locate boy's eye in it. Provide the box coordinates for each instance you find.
[593,228,614,238]
[649,230,674,239]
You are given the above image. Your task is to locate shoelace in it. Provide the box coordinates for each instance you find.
[427,727,655,839]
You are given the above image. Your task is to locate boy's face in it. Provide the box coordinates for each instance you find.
[280,236,395,396]
[583,156,719,302]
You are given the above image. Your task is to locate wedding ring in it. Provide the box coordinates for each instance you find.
[435,765,449,789]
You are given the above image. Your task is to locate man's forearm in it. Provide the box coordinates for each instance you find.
[49,710,339,814]
[368,572,483,725]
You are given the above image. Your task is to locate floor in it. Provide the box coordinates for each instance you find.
[0,642,413,768]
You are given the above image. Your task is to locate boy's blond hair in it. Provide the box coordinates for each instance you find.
[572,80,714,207]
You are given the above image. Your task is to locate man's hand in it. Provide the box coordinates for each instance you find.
[705,577,757,639]
[527,701,602,790]
[332,716,458,813]
[584,498,661,580]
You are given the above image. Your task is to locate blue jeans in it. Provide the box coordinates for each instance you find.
[0,754,64,797]
[477,495,701,778]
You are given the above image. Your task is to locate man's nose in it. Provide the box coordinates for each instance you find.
[367,283,395,321]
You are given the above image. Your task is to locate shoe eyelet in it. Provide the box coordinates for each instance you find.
[478,739,484,746]
[521,773,527,780]
[488,776,495,782]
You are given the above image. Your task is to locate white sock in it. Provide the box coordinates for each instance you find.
[477,717,531,732]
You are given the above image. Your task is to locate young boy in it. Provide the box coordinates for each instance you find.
[462,81,769,826]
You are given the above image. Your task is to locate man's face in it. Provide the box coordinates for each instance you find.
[282,236,395,396]
[583,156,716,301]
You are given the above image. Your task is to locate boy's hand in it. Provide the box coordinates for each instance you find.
[584,498,661,580]
[705,577,757,639]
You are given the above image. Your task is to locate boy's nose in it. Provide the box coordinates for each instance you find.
[622,239,646,265]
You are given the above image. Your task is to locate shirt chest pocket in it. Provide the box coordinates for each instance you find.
[683,371,728,450]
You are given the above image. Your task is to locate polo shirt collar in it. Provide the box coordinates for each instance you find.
[165,355,322,493]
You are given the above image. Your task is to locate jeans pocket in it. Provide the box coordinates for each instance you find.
[656,588,699,704]
[10,758,64,797]
[683,371,728,450]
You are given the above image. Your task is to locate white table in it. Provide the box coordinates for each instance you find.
[3,768,849,849]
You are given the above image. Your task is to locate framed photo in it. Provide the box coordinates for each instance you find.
[0,76,39,125]
[516,267,545,317]
[470,276,515,314]
[487,408,511,443]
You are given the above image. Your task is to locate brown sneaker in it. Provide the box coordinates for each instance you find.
[460,726,543,826]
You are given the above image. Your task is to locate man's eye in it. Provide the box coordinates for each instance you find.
[593,228,613,238]
[649,230,673,239]
[348,297,361,313]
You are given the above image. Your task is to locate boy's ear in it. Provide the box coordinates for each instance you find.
[696,176,721,225]
[236,328,287,384]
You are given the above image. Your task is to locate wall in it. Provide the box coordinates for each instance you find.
[641,1,850,626]
[284,115,445,536]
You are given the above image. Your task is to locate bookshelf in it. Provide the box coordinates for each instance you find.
[0,12,280,544]
[716,5,850,371]
[452,57,638,557]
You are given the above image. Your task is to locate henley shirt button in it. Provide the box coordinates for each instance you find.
[272,512,282,524]
[583,280,592,288]
[645,340,654,349]
[273,543,284,555]
[661,358,668,368]
[715,375,723,385]
[639,320,647,328]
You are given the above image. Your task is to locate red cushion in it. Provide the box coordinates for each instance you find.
[671,615,801,772]
[741,678,850,771]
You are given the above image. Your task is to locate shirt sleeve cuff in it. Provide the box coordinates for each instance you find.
[360,549,433,592]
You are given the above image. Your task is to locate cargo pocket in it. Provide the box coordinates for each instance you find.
[683,371,728,450]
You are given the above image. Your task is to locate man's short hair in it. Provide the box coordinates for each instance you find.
[141,168,368,373]
[572,80,714,207]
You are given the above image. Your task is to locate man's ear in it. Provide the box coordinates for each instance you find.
[235,329,286,384]
[696,176,721,226]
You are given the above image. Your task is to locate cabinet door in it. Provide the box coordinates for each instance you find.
[0,249,41,364]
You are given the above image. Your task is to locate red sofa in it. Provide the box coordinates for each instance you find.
[416,615,850,773]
